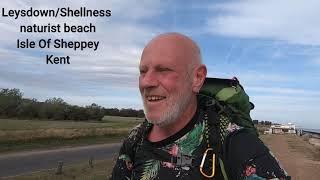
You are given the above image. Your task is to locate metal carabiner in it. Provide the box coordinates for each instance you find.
[200,148,215,178]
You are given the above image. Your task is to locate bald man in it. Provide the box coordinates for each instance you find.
[111,33,290,180]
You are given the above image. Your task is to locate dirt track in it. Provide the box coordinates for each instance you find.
[261,134,320,180]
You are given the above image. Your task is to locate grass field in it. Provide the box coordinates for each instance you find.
[2,159,115,180]
[0,116,143,130]
[0,116,143,153]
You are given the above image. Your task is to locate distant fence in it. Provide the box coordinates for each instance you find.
[297,129,320,138]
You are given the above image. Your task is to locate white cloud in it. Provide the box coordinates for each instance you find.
[207,0,320,45]
[247,86,320,96]
[313,58,320,65]
[206,68,294,85]
[61,94,143,109]
[0,0,164,104]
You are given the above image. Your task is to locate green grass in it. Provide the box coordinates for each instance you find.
[102,115,144,123]
[0,134,124,153]
[0,116,144,153]
[0,116,143,130]
[2,159,115,180]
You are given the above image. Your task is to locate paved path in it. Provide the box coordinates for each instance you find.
[0,143,121,177]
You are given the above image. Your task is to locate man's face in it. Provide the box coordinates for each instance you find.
[139,43,194,127]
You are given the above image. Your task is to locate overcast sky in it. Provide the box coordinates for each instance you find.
[1,0,319,129]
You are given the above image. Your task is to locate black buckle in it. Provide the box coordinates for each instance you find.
[205,98,216,107]
[171,154,194,166]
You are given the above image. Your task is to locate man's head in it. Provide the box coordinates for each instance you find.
[139,32,207,127]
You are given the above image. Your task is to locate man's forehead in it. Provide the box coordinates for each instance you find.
[141,42,191,64]
[139,55,182,68]
[140,47,187,66]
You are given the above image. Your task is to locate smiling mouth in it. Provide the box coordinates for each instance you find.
[146,95,166,102]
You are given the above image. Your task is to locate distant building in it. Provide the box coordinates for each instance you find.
[264,123,296,134]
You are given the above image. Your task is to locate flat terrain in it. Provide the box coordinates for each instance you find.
[0,116,143,131]
[2,119,319,179]
[0,117,142,153]
[0,143,120,178]
[261,134,320,180]
[1,159,115,180]
[1,134,319,179]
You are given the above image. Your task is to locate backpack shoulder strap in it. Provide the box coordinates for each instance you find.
[200,95,230,180]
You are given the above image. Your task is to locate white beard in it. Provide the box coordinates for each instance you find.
[143,89,193,127]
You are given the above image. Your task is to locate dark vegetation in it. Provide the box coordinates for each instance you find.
[0,88,145,121]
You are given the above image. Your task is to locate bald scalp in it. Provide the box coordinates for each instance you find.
[140,32,207,94]
[141,32,202,70]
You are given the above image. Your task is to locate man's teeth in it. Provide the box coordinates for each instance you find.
[147,96,165,101]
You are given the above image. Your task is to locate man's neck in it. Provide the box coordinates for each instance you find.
[148,97,198,142]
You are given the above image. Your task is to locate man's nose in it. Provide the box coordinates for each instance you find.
[139,71,159,89]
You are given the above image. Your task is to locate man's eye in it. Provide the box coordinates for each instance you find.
[139,69,147,74]
[159,68,171,72]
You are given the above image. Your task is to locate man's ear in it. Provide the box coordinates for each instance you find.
[192,65,207,93]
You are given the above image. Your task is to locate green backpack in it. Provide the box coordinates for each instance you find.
[196,77,258,179]
[199,77,258,136]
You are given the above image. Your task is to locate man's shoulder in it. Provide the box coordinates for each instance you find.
[124,120,151,143]
[116,121,151,161]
